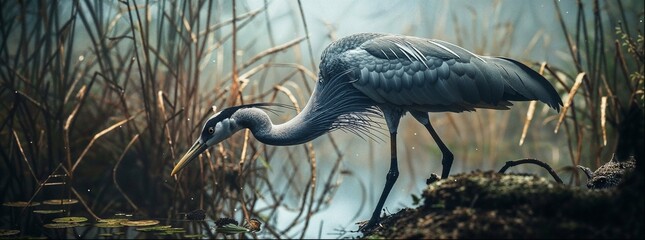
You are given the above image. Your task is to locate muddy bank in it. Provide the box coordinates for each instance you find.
[361,170,644,239]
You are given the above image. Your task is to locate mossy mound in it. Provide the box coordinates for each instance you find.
[362,171,643,239]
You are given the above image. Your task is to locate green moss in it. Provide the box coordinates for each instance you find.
[362,171,643,239]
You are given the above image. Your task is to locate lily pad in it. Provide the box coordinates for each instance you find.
[33,209,65,214]
[94,223,123,228]
[43,223,82,229]
[52,217,88,223]
[120,219,160,227]
[97,218,128,223]
[184,234,206,238]
[164,227,185,233]
[0,229,20,236]
[42,199,78,205]
[135,225,171,232]
[3,201,40,207]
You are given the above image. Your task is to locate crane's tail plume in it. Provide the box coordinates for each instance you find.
[486,57,563,111]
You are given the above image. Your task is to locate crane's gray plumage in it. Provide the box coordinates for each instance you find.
[329,34,561,113]
[171,33,563,231]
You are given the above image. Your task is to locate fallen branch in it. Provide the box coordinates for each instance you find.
[498,158,564,184]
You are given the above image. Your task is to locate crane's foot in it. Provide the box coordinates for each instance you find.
[357,217,381,232]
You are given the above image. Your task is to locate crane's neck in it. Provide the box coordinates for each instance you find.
[232,97,326,146]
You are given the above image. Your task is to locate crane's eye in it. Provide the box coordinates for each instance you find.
[208,127,214,134]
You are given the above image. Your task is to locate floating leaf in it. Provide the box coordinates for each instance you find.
[33,209,65,214]
[135,225,171,232]
[42,199,78,205]
[0,229,20,236]
[94,223,123,228]
[43,223,81,229]
[98,218,128,224]
[184,234,206,238]
[114,213,133,217]
[216,223,250,235]
[164,227,185,233]
[3,201,40,207]
[52,217,88,223]
[120,219,160,227]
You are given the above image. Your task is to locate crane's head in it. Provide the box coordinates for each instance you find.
[170,106,243,176]
[171,103,283,176]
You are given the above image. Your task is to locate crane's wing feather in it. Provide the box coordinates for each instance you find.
[339,35,562,112]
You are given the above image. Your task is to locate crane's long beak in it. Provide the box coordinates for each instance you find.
[171,140,207,176]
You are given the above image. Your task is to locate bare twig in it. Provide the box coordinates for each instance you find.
[498,158,564,184]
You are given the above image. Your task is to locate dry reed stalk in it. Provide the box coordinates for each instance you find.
[600,96,607,146]
[113,133,141,211]
[241,37,306,70]
[71,112,141,173]
[519,101,537,146]
[555,72,586,133]
[12,130,38,182]
[158,91,177,160]
[519,62,547,146]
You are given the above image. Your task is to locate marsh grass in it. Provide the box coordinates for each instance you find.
[1,0,643,239]
[0,0,345,238]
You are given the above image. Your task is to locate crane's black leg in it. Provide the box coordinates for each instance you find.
[360,109,402,231]
[423,122,453,179]
[411,111,454,179]
[362,131,399,231]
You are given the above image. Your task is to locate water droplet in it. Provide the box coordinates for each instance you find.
[212,59,216,63]
[190,197,194,200]
[30,141,33,144]
[78,55,84,61]
[414,132,417,136]
[187,118,190,121]
[14,91,17,94]
[234,208,237,212]
[355,153,359,157]
[87,189,91,192]
[412,147,415,150]
[131,57,136,61]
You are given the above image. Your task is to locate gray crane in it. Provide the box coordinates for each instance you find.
[171,33,563,230]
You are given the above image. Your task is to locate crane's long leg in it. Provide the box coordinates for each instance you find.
[423,121,453,179]
[363,131,399,230]
[362,110,401,231]
[411,111,454,179]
